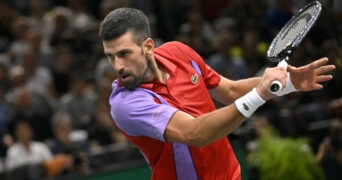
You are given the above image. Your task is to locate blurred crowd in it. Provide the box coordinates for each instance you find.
[0,0,341,179]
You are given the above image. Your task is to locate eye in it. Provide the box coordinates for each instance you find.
[117,50,130,58]
[106,54,114,61]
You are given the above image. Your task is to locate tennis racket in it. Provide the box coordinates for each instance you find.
[267,1,322,94]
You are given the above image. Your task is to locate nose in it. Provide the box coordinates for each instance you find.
[114,58,124,72]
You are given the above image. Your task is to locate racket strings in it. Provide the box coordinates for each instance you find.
[268,2,322,60]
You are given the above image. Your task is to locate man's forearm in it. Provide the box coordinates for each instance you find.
[230,77,262,99]
[211,76,262,105]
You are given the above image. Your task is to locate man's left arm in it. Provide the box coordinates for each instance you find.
[210,57,335,105]
[209,76,261,105]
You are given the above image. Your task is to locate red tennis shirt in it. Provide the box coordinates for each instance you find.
[109,41,241,180]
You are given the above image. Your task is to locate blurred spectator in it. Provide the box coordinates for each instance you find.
[0,63,9,94]
[5,119,88,179]
[222,0,268,32]
[7,16,31,66]
[20,51,53,97]
[65,0,97,71]
[5,120,52,171]
[0,133,12,160]
[25,29,54,70]
[0,1,17,53]
[207,27,249,80]
[56,0,98,72]
[0,84,12,161]
[58,74,96,130]
[154,0,193,42]
[176,6,215,58]
[67,0,96,33]
[206,26,250,108]
[26,0,50,35]
[6,86,54,141]
[322,39,342,99]
[8,65,26,89]
[194,0,230,21]
[48,6,75,49]
[48,111,89,155]
[88,99,126,149]
[95,78,114,101]
[50,44,73,100]
[94,57,117,86]
[317,120,342,180]
[47,111,91,176]
[99,0,127,20]
[265,0,294,40]
[240,28,267,76]
[328,97,342,120]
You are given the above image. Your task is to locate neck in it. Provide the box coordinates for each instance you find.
[158,66,166,84]
[22,141,31,150]
[146,57,166,84]
[156,63,167,84]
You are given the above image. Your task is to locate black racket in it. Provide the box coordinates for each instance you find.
[267,1,322,94]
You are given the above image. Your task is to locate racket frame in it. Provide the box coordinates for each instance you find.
[267,1,322,94]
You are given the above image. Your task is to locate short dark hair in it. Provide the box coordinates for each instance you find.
[99,7,151,45]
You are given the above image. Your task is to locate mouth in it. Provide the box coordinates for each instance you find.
[120,74,131,82]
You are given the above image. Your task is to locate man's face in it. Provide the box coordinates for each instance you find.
[16,123,33,144]
[102,32,153,90]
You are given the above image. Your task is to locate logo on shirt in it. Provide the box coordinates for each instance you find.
[191,74,198,84]
[152,107,163,120]
[243,103,249,111]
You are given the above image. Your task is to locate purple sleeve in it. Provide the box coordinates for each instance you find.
[109,89,178,142]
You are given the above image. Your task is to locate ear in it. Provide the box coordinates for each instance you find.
[143,38,154,56]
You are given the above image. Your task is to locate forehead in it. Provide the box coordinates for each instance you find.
[16,122,31,130]
[102,31,138,54]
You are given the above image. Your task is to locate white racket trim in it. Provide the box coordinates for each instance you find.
[270,59,288,94]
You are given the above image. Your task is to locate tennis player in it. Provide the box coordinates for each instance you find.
[99,7,335,180]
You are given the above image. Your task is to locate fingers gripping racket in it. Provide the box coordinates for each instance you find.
[267,1,322,94]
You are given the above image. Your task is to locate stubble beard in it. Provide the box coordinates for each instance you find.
[122,55,154,91]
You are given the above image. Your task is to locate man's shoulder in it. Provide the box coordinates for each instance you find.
[155,41,191,53]
[110,85,156,107]
[154,41,195,63]
[7,143,22,152]
[159,41,188,48]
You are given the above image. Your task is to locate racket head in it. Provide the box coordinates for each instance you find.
[267,1,322,63]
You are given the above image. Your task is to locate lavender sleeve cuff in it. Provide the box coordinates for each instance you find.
[109,89,178,142]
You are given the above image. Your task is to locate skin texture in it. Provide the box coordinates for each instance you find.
[103,31,336,147]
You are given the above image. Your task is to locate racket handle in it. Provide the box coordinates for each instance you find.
[270,60,288,94]
[270,81,283,93]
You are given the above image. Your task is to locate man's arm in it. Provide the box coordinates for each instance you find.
[209,76,262,105]
[164,57,335,147]
[165,102,246,147]
[164,76,271,148]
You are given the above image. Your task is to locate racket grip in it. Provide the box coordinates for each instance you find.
[269,60,288,94]
[270,81,283,93]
